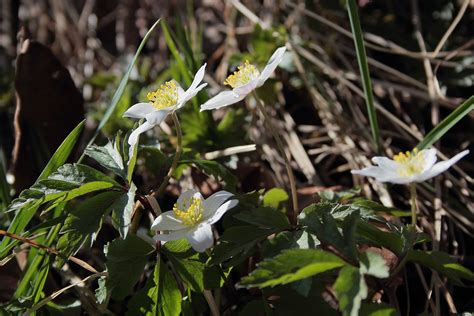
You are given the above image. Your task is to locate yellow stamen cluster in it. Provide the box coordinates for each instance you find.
[393,148,425,177]
[224,60,260,88]
[173,197,204,226]
[147,80,178,110]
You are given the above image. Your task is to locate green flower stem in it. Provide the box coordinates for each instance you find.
[156,112,183,197]
[252,92,298,225]
[131,113,182,234]
[410,183,418,227]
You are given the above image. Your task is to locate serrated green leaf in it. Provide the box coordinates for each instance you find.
[238,249,345,288]
[110,182,136,238]
[163,240,222,292]
[262,231,300,258]
[85,142,126,179]
[126,258,181,316]
[359,302,398,316]
[0,178,116,258]
[407,250,474,284]
[233,206,291,230]
[318,188,360,203]
[208,225,276,266]
[359,251,389,278]
[56,191,123,265]
[95,276,107,304]
[301,208,358,262]
[105,234,154,299]
[334,266,366,316]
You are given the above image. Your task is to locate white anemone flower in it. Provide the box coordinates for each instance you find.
[123,64,207,152]
[351,148,469,184]
[151,189,238,252]
[200,46,286,111]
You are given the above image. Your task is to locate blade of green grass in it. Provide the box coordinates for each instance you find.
[417,95,474,150]
[38,119,85,181]
[79,18,161,162]
[0,152,11,206]
[346,0,381,153]
[161,20,192,86]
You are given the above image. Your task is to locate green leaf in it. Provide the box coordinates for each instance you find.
[1,173,117,258]
[80,19,161,159]
[84,142,126,179]
[208,225,277,266]
[238,249,345,288]
[105,234,154,299]
[262,188,288,211]
[262,231,300,258]
[334,252,389,316]
[233,206,291,230]
[318,188,360,203]
[126,258,182,316]
[56,191,123,265]
[346,0,381,152]
[355,221,404,255]
[110,182,137,238]
[38,120,85,181]
[163,240,222,292]
[301,207,359,262]
[417,96,474,149]
[407,250,474,284]
[359,251,389,278]
[334,266,366,316]
[127,134,139,183]
[359,302,398,316]
[95,276,107,304]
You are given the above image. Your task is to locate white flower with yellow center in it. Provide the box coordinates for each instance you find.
[151,189,238,252]
[200,46,286,111]
[123,64,207,151]
[351,148,469,184]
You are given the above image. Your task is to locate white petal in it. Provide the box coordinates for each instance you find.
[177,83,186,99]
[257,46,286,87]
[186,223,214,252]
[371,156,399,171]
[202,190,234,219]
[232,79,259,96]
[123,102,156,119]
[200,91,246,111]
[351,166,410,184]
[176,189,203,210]
[145,109,170,125]
[128,121,154,147]
[206,200,238,225]
[420,148,437,172]
[178,83,208,109]
[151,211,187,231]
[182,64,207,101]
[154,228,192,242]
[415,150,469,182]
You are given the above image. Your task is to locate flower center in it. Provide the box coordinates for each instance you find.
[147,80,179,110]
[393,148,425,177]
[224,60,260,88]
[173,197,204,226]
